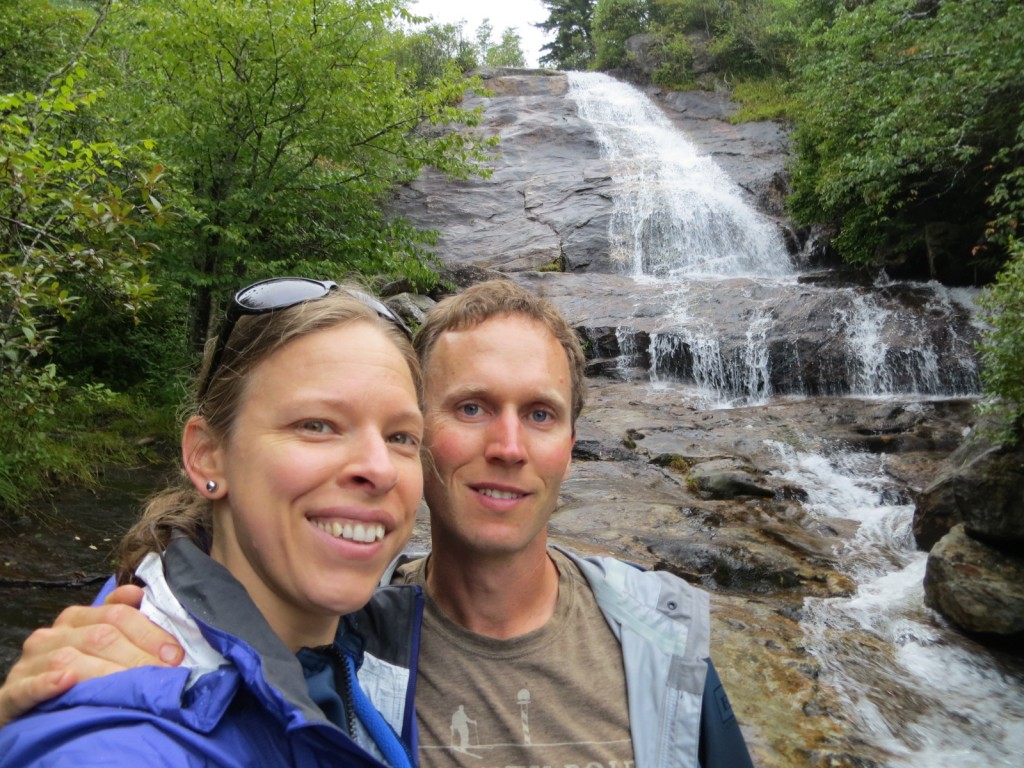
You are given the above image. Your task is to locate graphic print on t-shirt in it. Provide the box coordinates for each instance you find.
[446,688,546,757]
[449,703,479,755]
[422,685,634,767]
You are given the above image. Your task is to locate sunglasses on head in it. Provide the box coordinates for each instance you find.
[199,277,413,399]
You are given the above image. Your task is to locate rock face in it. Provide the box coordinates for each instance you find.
[914,424,1024,639]
[393,72,616,273]
[913,425,1024,551]
[924,524,1024,636]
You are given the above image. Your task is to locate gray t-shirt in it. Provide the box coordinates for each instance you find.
[396,549,636,768]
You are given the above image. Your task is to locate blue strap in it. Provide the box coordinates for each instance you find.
[344,653,414,768]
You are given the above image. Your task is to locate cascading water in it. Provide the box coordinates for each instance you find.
[563,71,1018,765]
[567,72,792,279]
[768,440,1024,767]
[565,72,981,405]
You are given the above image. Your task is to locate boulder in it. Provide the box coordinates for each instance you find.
[913,425,1024,552]
[924,524,1024,637]
[623,33,663,78]
[687,458,774,500]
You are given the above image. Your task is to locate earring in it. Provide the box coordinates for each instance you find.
[206,480,218,493]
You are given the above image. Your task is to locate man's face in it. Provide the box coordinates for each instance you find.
[421,313,576,559]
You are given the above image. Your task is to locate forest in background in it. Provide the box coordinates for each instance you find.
[2,0,1022,512]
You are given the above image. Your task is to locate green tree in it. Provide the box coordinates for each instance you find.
[485,27,528,67]
[704,0,801,77]
[592,0,651,70]
[0,0,92,92]
[390,21,478,86]
[98,0,494,352]
[538,0,596,70]
[468,19,527,68]
[475,18,496,60]
[976,113,1024,432]
[788,0,1024,278]
[0,70,168,506]
[978,241,1024,434]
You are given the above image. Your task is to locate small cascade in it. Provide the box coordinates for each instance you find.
[614,326,642,380]
[767,441,1024,766]
[650,308,774,406]
[566,72,792,279]
[843,293,899,395]
[834,283,981,397]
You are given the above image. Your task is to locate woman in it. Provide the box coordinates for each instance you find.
[0,278,424,767]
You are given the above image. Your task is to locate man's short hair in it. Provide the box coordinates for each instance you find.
[415,279,587,426]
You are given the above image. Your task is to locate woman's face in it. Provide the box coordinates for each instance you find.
[203,321,423,649]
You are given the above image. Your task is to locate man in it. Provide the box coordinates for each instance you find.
[1,280,753,767]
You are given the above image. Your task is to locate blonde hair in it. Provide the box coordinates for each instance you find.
[115,285,419,582]
[414,279,587,426]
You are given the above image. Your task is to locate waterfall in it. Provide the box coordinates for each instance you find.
[566,72,980,405]
[566,72,792,279]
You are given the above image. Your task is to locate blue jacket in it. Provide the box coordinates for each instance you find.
[0,539,423,768]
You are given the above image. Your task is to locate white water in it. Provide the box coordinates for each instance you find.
[566,72,792,279]
[835,278,982,397]
[768,440,1024,766]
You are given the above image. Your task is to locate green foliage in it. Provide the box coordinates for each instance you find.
[704,0,802,78]
[564,0,809,84]
[977,114,1024,430]
[649,34,694,89]
[391,22,478,86]
[730,76,796,122]
[978,240,1024,431]
[52,281,192,400]
[97,0,495,351]
[0,73,166,406]
[0,0,92,91]
[593,0,651,70]
[650,0,720,33]
[0,70,169,509]
[0,0,502,509]
[538,0,597,70]
[486,27,528,68]
[788,0,1024,274]
[0,383,173,509]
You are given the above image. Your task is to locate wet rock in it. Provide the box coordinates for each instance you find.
[687,458,775,500]
[913,424,1024,551]
[383,292,435,326]
[924,524,1024,637]
[391,73,615,274]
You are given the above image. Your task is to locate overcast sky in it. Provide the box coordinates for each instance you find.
[409,0,552,68]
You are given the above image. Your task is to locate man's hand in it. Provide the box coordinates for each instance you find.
[0,584,184,727]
